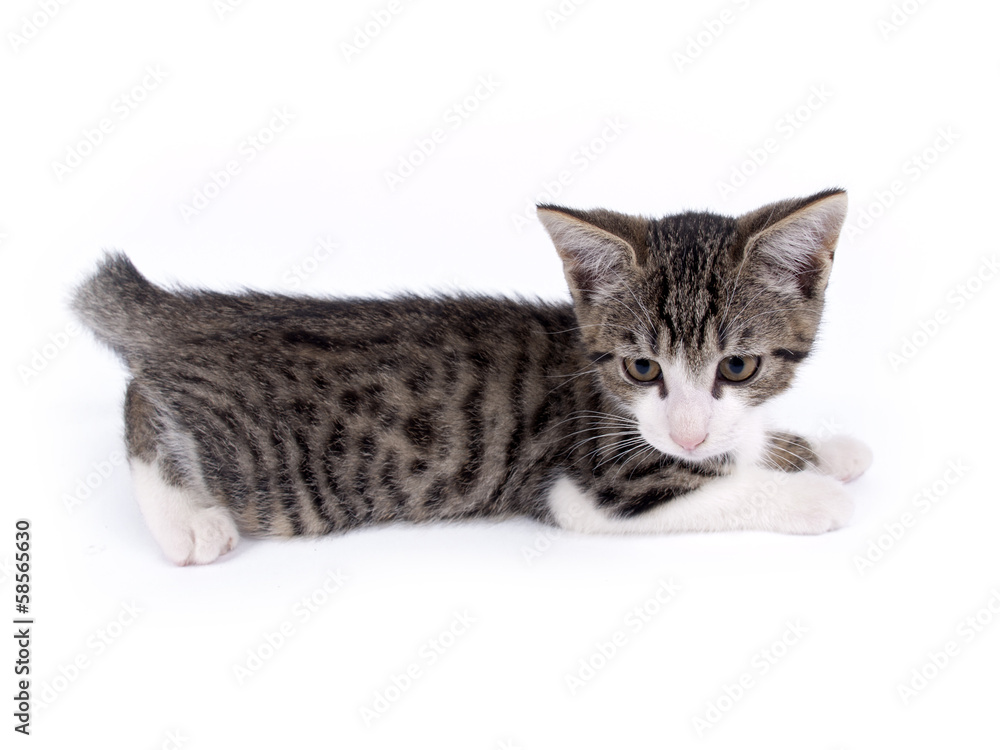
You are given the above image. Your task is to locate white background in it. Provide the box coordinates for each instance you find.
[3,0,999,747]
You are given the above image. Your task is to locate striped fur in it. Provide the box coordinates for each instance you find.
[73,189,848,546]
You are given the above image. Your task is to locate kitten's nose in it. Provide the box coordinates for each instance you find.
[671,431,707,452]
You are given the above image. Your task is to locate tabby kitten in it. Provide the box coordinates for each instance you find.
[74,189,871,565]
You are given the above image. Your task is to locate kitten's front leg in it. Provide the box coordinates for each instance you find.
[548,431,872,536]
[765,430,873,482]
[815,435,874,482]
[548,468,854,536]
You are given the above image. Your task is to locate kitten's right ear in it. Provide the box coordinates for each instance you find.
[739,189,848,299]
[536,205,644,302]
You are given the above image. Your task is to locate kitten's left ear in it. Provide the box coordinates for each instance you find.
[536,205,647,302]
[740,189,848,298]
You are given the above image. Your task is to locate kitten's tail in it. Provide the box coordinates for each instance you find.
[72,252,167,367]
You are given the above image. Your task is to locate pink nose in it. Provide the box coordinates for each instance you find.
[671,432,707,451]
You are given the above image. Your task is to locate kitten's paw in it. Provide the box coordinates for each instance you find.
[131,459,240,566]
[184,507,240,566]
[152,505,240,567]
[816,435,873,482]
[766,471,855,534]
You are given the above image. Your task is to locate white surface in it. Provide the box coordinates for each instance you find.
[3,0,998,747]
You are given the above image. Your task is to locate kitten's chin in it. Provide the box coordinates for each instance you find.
[657,442,732,464]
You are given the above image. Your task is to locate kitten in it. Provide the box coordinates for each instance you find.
[73,188,871,565]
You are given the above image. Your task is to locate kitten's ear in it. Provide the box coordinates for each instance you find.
[536,205,646,301]
[739,189,847,298]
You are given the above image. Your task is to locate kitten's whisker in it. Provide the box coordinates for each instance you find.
[545,411,638,432]
[592,439,650,472]
[771,436,816,452]
[562,425,642,444]
[609,440,649,471]
[555,412,639,432]
[544,368,599,380]
[564,409,637,421]
[575,438,648,469]
[623,445,662,480]
[567,430,644,453]
[538,410,637,440]
[760,457,783,473]
[564,423,642,436]
[588,437,650,467]
[541,369,600,399]
[574,431,647,458]
[766,443,821,473]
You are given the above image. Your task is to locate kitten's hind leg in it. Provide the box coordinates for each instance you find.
[129,460,239,565]
[125,381,239,566]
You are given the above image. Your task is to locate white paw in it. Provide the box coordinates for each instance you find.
[816,435,873,482]
[764,471,855,535]
[184,506,240,566]
[149,504,241,567]
[131,459,240,566]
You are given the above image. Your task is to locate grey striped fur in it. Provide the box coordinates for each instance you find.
[73,190,844,537]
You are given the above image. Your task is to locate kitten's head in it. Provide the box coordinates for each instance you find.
[537,189,847,464]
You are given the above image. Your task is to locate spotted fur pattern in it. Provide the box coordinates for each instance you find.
[73,189,849,543]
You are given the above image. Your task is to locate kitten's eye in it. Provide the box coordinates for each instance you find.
[624,358,661,384]
[718,355,760,383]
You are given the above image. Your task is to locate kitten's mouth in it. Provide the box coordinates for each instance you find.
[644,431,727,463]
[672,445,719,463]
[678,445,706,459]
[677,435,708,455]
